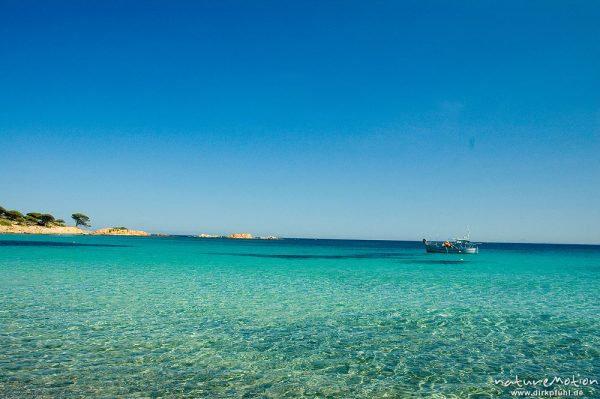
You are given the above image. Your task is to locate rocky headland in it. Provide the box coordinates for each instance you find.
[0,225,88,235]
[0,224,152,236]
[0,206,157,236]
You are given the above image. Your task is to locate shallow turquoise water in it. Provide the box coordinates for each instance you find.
[1,235,598,398]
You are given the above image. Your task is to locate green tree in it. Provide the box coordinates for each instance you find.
[39,214,56,226]
[72,213,91,228]
[25,212,45,226]
[55,219,66,227]
[25,212,42,225]
[0,206,6,217]
[25,215,39,225]
[4,210,24,222]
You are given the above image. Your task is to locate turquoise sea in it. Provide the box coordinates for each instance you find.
[1,235,599,398]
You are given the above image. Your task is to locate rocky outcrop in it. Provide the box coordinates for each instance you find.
[227,233,254,239]
[92,227,151,236]
[195,233,280,240]
[197,233,220,238]
[258,236,279,240]
[0,225,88,235]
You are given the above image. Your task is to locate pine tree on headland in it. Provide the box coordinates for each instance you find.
[72,213,91,228]
[4,210,24,222]
[26,212,44,225]
[39,214,56,226]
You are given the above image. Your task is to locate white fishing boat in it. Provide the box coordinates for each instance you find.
[422,236,479,254]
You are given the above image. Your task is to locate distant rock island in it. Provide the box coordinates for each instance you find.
[92,227,151,236]
[228,233,254,239]
[197,233,221,238]
[197,233,279,240]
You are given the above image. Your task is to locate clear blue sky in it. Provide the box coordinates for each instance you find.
[1,1,599,243]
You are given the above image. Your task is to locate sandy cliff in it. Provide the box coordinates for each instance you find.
[0,225,88,235]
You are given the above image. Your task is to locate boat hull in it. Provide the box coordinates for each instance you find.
[424,245,478,254]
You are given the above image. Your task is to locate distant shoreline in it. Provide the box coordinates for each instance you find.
[0,225,150,236]
[0,225,281,239]
[1,228,597,246]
